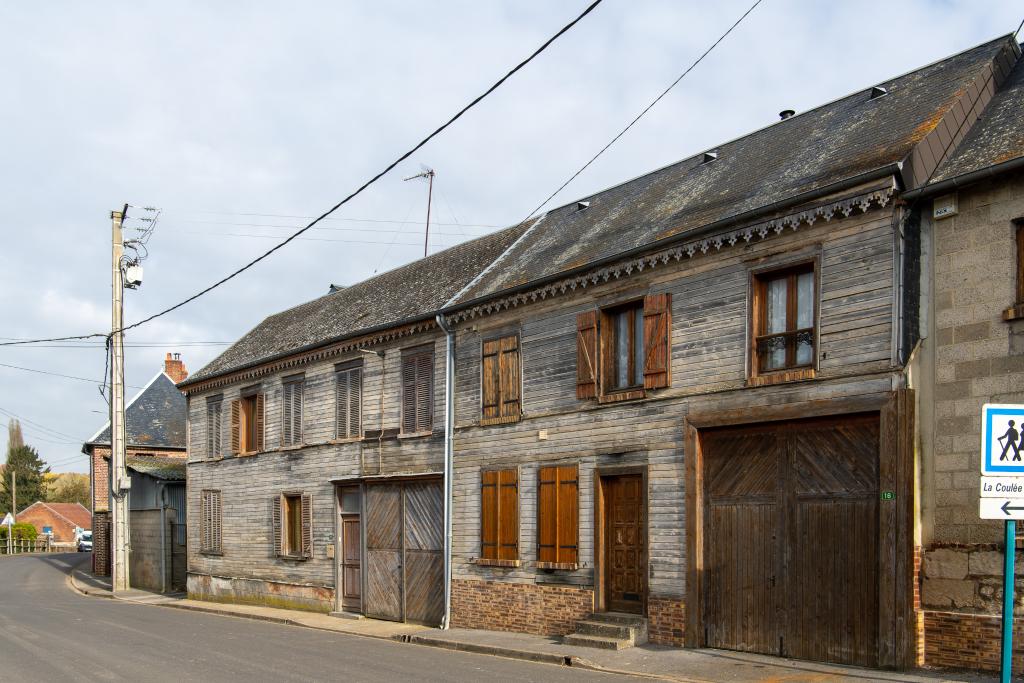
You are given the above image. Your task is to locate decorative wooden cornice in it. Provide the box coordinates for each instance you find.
[446,185,894,325]
[181,320,437,395]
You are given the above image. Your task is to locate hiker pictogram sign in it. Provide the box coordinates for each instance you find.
[981,404,1024,476]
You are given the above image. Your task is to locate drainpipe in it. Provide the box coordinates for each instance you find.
[159,483,167,594]
[436,313,455,630]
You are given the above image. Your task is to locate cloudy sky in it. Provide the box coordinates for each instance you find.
[0,1,1020,472]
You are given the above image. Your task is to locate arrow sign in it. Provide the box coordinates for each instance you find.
[981,499,1024,519]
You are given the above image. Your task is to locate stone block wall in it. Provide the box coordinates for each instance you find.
[187,572,333,613]
[129,509,171,592]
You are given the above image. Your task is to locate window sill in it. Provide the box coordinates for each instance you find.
[1004,304,1024,322]
[278,444,305,452]
[397,430,435,440]
[474,558,521,568]
[748,367,816,387]
[598,388,645,404]
[277,553,309,562]
[200,550,223,557]
[535,561,578,571]
[329,436,363,445]
[479,415,521,427]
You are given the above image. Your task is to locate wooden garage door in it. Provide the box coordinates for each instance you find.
[363,480,444,625]
[702,415,879,667]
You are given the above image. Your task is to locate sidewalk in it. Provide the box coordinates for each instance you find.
[68,569,996,682]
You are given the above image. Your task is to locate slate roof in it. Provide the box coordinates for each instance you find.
[930,43,1024,183]
[85,372,186,450]
[182,223,528,385]
[449,35,1019,305]
[126,455,186,481]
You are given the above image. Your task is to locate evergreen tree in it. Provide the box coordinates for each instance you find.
[1,445,49,515]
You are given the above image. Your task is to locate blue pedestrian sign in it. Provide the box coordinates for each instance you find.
[981,404,1024,475]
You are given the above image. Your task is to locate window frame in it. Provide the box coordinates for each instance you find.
[334,360,363,441]
[478,467,520,566]
[536,463,579,570]
[280,374,305,448]
[400,345,434,435]
[205,396,223,458]
[200,489,222,555]
[479,333,522,426]
[600,299,646,395]
[748,258,819,385]
[1005,218,1024,321]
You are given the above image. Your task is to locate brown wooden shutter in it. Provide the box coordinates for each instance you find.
[301,493,313,558]
[230,400,241,455]
[537,466,557,563]
[212,491,222,553]
[271,494,283,556]
[201,491,211,551]
[255,393,265,452]
[335,371,347,438]
[499,336,521,420]
[282,384,293,446]
[576,311,598,399]
[481,340,500,421]
[643,293,672,389]
[350,369,361,437]
[480,470,498,560]
[555,465,578,564]
[498,468,519,560]
[537,464,577,565]
[402,356,417,433]
[417,351,433,432]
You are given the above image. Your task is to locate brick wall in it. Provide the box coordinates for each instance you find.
[90,445,185,513]
[451,578,593,636]
[92,511,110,576]
[924,610,1024,672]
[648,595,685,646]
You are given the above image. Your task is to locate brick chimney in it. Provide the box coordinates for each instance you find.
[164,352,188,383]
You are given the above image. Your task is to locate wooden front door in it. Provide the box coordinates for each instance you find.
[340,515,361,611]
[702,415,880,667]
[362,479,444,625]
[604,473,646,614]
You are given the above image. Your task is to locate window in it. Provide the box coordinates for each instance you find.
[200,489,222,554]
[272,492,312,558]
[751,263,816,378]
[481,335,521,425]
[576,293,671,400]
[281,376,304,447]
[480,469,518,563]
[230,390,264,454]
[206,397,223,458]
[537,464,578,568]
[401,347,433,434]
[335,361,362,439]
[1005,220,1024,321]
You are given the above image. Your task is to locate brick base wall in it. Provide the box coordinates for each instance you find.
[648,595,685,646]
[451,578,594,636]
[187,572,333,613]
[923,610,1024,672]
[92,512,110,576]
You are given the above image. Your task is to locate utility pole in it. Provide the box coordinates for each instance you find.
[110,207,130,592]
[8,471,13,555]
[403,168,435,258]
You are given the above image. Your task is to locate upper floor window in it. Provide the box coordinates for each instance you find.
[1005,219,1024,321]
[576,293,671,402]
[401,346,433,434]
[281,376,304,447]
[335,361,362,440]
[481,335,521,425]
[206,396,223,458]
[231,389,264,455]
[751,262,816,378]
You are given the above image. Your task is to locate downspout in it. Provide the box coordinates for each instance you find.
[436,313,455,630]
[159,482,167,594]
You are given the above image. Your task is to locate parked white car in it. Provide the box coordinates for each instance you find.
[77,531,92,553]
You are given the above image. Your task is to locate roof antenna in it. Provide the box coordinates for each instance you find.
[404,166,435,258]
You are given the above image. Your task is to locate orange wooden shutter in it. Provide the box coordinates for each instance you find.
[499,336,521,420]
[300,493,313,558]
[480,470,498,560]
[255,393,265,452]
[481,340,500,421]
[271,495,283,556]
[498,468,519,560]
[576,311,598,399]
[537,466,557,562]
[230,400,241,455]
[643,293,672,389]
[555,465,578,564]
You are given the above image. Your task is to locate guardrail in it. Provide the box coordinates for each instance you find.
[0,538,78,554]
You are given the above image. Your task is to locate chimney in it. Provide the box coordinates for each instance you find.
[164,352,189,383]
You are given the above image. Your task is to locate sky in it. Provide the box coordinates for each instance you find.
[0,1,1021,472]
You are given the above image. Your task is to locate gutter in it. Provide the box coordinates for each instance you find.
[441,163,902,315]
[901,155,1024,201]
[435,313,455,630]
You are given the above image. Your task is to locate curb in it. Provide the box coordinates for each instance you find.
[397,633,580,667]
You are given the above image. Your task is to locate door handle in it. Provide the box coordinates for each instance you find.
[769,575,776,588]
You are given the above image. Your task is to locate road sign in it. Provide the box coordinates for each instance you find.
[0,513,12,526]
[981,499,1024,520]
[981,404,1024,475]
[982,477,1024,498]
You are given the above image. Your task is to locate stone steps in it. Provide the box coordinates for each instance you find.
[562,612,648,650]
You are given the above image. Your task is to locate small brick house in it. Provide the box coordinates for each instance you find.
[16,501,91,543]
[83,353,188,575]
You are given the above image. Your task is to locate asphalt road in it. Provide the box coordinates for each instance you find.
[0,553,638,683]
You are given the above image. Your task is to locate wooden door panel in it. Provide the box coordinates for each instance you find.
[403,480,444,625]
[605,474,646,613]
[365,485,402,621]
[341,516,361,607]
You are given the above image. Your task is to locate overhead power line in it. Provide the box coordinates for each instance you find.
[0,361,144,389]
[0,407,84,443]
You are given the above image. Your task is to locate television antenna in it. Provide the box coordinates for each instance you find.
[403,166,435,258]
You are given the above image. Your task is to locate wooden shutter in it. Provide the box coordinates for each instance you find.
[255,393,265,452]
[230,400,241,455]
[576,311,598,399]
[282,384,293,446]
[499,336,521,420]
[349,369,361,437]
[416,351,433,432]
[498,469,519,560]
[481,339,500,422]
[481,470,498,560]
[201,491,211,551]
[402,356,417,433]
[537,465,577,565]
[335,371,349,438]
[643,293,672,389]
[301,493,313,558]
[271,494,283,556]
[212,491,222,553]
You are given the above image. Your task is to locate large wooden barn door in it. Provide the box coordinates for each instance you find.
[702,415,879,667]
[363,479,443,625]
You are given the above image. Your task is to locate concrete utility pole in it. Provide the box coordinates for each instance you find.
[110,207,130,592]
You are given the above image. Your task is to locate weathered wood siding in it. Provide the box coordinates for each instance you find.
[186,331,446,592]
[452,200,899,602]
